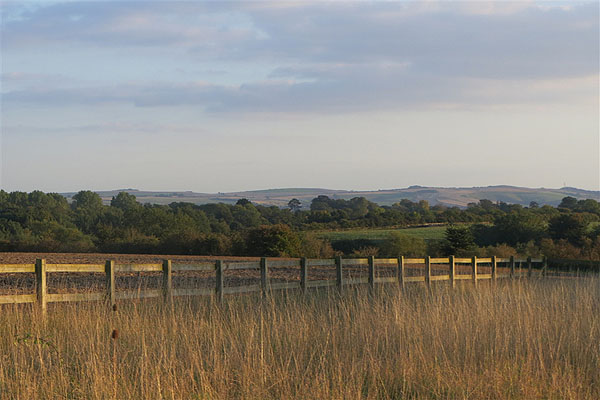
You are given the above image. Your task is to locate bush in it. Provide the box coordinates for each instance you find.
[379,232,426,257]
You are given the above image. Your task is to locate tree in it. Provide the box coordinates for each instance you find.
[558,196,578,210]
[244,224,301,257]
[444,225,475,255]
[380,232,426,257]
[288,198,302,212]
[549,214,587,246]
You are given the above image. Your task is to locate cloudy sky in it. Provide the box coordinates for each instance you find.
[1,0,598,193]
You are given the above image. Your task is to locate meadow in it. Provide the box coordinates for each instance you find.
[1,278,598,399]
[316,225,449,242]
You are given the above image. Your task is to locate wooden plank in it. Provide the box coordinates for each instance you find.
[404,276,426,283]
[307,259,336,267]
[375,277,397,284]
[336,256,343,291]
[163,260,172,302]
[454,258,472,263]
[449,255,456,288]
[224,261,260,270]
[497,258,511,263]
[398,256,405,288]
[368,256,375,289]
[531,258,543,263]
[477,258,492,263]
[47,292,104,303]
[346,277,369,285]
[343,259,369,266]
[215,260,223,302]
[497,274,511,279]
[0,294,36,304]
[425,256,431,288]
[404,258,425,264]
[0,264,35,273]
[46,264,104,273]
[300,258,308,293]
[430,275,450,281]
[307,280,337,288]
[510,256,515,278]
[116,289,162,300]
[172,262,215,272]
[478,274,492,279]
[35,259,47,314]
[472,256,478,287]
[260,258,269,296]
[269,282,300,290]
[115,264,162,272]
[492,256,497,281]
[223,285,261,295]
[375,258,398,264]
[172,288,214,297]
[105,260,115,307]
[429,258,449,264]
[527,257,532,278]
[269,260,301,268]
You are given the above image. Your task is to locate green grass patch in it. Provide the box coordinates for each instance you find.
[315,225,449,242]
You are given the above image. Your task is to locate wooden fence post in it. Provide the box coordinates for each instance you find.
[335,256,343,292]
[397,256,405,289]
[491,256,497,282]
[425,256,431,289]
[162,259,172,302]
[215,260,224,302]
[35,259,47,315]
[260,257,269,297]
[300,257,308,294]
[368,256,375,290]
[509,256,515,279]
[527,256,532,278]
[105,260,115,308]
[449,255,455,288]
[472,256,478,287]
[542,256,548,277]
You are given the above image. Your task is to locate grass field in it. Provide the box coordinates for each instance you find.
[1,278,598,399]
[316,225,449,242]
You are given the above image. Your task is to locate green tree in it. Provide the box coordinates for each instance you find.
[549,214,587,246]
[444,225,475,255]
[244,224,301,257]
[288,198,302,212]
[380,232,426,257]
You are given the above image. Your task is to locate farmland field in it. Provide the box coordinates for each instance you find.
[316,225,449,242]
[1,276,598,399]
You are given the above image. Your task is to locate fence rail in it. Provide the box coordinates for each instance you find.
[1,255,592,312]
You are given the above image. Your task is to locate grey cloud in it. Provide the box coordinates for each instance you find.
[3,2,598,81]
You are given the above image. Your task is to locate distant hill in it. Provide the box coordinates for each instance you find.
[61,186,599,208]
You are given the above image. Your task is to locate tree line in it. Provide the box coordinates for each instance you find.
[0,190,598,260]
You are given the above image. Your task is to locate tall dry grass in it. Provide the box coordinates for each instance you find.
[1,279,598,399]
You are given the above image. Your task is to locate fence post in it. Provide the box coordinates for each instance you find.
[449,255,455,288]
[300,257,308,294]
[35,259,47,315]
[335,256,343,292]
[542,256,548,277]
[397,256,405,289]
[105,260,115,308]
[491,256,497,282]
[215,260,224,302]
[368,256,375,290]
[527,256,532,278]
[510,256,515,279]
[425,256,431,289]
[260,257,269,297]
[162,259,172,303]
[472,256,478,287]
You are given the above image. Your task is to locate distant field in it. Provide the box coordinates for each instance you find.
[316,225,449,242]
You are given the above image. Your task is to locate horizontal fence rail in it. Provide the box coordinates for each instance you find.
[1,255,593,313]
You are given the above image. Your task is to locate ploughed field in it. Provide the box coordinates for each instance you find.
[0,252,506,296]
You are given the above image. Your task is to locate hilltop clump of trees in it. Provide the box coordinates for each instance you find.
[0,190,598,260]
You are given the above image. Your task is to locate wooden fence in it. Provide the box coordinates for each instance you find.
[0,255,555,313]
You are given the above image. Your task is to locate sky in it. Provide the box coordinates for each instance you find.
[1,0,598,193]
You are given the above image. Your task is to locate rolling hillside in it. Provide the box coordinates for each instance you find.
[61,185,599,208]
